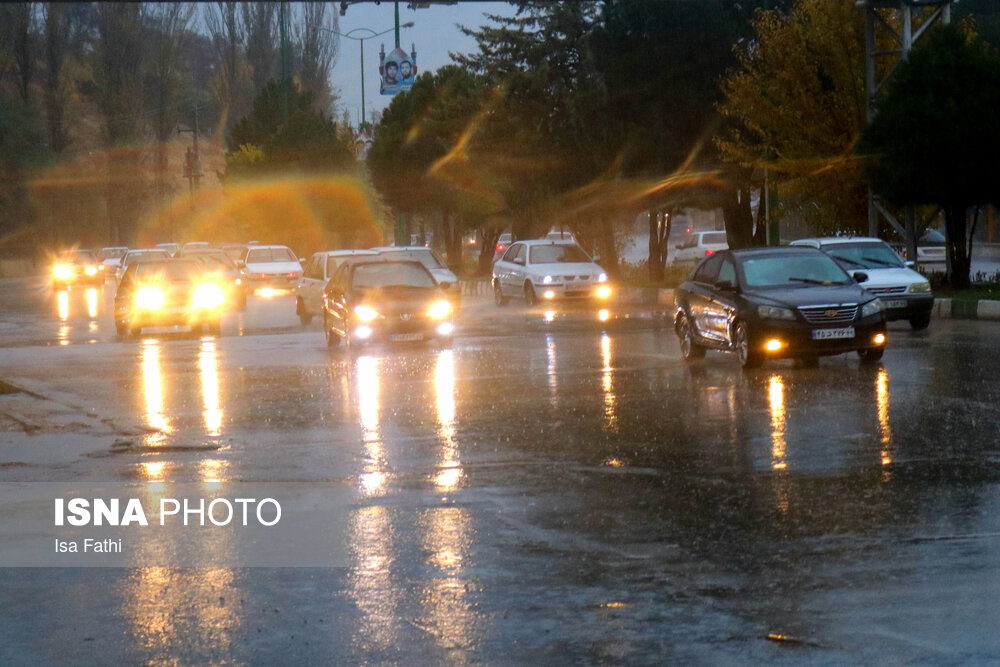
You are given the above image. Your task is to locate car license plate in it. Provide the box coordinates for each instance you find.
[565,282,587,291]
[390,333,423,342]
[812,327,855,340]
[883,299,906,309]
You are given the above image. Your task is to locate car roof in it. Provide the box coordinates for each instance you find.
[370,246,434,251]
[101,246,128,250]
[315,249,378,257]
[790,236,886,246]
[729,246,826,258]
[246,244,293,250]
[510,239,579,247]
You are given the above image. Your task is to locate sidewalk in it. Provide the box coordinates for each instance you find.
[460,281,1000,321]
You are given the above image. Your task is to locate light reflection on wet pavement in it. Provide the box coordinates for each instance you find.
[1,277,1000,663]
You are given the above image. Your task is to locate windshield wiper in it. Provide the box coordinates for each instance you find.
[829,254,865,268]
[788,277,833,285]
[861,255,898,267]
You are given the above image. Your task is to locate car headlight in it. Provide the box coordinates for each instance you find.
[53,264,71,280]
[597,272,607,283]
[860,299,885,318]
[136,287,165,311]
[427,300,451,319]
[595,285,612,299]
[193,283,225,309]
[757,305,796,321]
[84,266,97,276]
[354,305,379,322]
[542,275,553,284]
[910,281,931,293]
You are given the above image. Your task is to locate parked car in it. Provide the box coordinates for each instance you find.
[890,227,947,270]
[117,249,172,281]
[790,237,933,330]
[182,241,213,252]
[242,245,303,292]
[492,240,611,306]
[674,247,887,369]
[321,260,454,348]
[113,258,225,337]
[672,230,729,263]
[493,232,513,262]
[296,250,379,324]
[51,249,104,288]
[98,247,129,279]
[221,243,249,262]
[371,246,460,305]
[181,249,248,310]
[543,229,576,242]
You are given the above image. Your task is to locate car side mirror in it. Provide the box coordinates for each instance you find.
[591,253,601,262]
[439,281,452,291]
[235,260,246,269]
[715,279,737,292]
[852,271,869,283]
[299,257,306,264]
[905,260,915,268]
[513,258,525,266]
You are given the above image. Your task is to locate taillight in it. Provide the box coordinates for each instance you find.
[496,243,505,252]
[685,227,691,234]
[705,249,715,256]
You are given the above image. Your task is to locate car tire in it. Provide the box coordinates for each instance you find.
[325,314,340,348]
[296,298,313,325]
[858,347,884,363]
[676,313,705,361]
[734,321,762,370]
[115,319,128,337]
[909,313,931,331]
[494,281,509,306]
[524,281,538,307]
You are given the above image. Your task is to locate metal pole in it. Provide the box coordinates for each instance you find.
[280,3,288,121]
[394,2,400,48]
[360,38,366,131]
[193,107,201,192]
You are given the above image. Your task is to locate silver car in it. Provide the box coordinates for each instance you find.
[492,240,611,306]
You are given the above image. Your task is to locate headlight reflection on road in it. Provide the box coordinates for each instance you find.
[418,506,477,651]
[434,349,464,491]
[546,335,558,409]
[199,338,223,437]
[86,288,98,319]
[141,339,170,444]
[876,367,893,469]
[349,506,399,651]
[600,334,616,429]
[356,355,389,497]
[57,290,69,320]
[768,375,787,471]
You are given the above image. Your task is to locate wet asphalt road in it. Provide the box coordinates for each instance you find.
[1,277,999,664]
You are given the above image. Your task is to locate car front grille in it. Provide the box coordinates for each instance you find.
[866,286,906,295]
[798,304,859,324]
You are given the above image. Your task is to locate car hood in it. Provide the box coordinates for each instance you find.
[745,284,874,307]
[527,262,603,278]
[246,261,301,273]
[857,267,928,286]
[430,267,458,284]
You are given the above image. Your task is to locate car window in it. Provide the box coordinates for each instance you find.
[246,247,296,263]
[326,256,348,278]
[741,254,850,288]
[513,244,527,263]
[135,261,203,282]
[680,235,697,249]
[822,242,904,270]
[692,254,723,284]
[718,257,736,284]
[197,254,235,271]
[528,244,590,264]
[502,244,521,262]
[350,262,436,290]
[702,232,727,245]
[100,248,127,259]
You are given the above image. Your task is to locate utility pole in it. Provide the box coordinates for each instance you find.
[280,3,288,122]
[181,106,202,195]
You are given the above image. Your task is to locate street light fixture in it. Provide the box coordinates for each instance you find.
[325,21,414,132]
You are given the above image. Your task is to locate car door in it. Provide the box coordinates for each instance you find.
[706,255,739,343]
[496,243,520,291]
[686,254,724,342]
[506,244,528,291]
[324,265,350,334]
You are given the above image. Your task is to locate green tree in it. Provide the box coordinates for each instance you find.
[717,0,868,242]
[860,23,1000,288]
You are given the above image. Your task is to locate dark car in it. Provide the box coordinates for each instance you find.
[321,260,454,348]
[114,259,226,337]
[51,249,104,288]
[673,247,887,369]
[181,249,248,311]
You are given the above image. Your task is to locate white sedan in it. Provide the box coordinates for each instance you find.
[492,240,611,306]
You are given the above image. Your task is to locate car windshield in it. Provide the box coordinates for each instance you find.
[741,254,850,288]
[134,261,204,282]
[702,232,727,244]
[529,244,591,264]
[193,253,236,270]
[63,250,98,263]
[378,249,446,270]
[246,247,296,263]
[125,251,170,265]
[824,242,904,269]
[351,262,436,290]
[100,248,126,259]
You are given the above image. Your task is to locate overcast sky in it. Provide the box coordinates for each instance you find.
[329,1,516,128]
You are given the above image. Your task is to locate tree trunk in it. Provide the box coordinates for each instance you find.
[721,183,755,250]
[598,216,618,278]
[476,226,501,276]
[647,208,673,283]
[753,188,767,246]
[944,204,971,289]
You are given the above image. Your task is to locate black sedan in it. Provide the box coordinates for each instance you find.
[673,247,887,369]
[322,260,454,348]
[114,259,226,337]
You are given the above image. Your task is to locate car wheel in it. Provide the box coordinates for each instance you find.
[296,298,313,325]
[494,281,509,306]
[676,313,705,361]
[909,313,931,331]
[115,319,128,337]
[858,347,884,363]
[524,281,538,307]
[734,321,762,370]
[324,314,340,348]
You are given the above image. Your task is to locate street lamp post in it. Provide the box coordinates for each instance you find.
[326,22,413,132]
